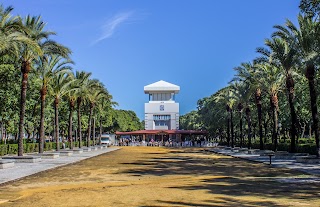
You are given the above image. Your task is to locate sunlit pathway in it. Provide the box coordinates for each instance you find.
[0,147,319,207]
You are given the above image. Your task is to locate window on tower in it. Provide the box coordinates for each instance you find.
[151,93,172,101]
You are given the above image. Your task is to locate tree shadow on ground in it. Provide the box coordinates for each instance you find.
[140,197,288,207]
[119,149,302,178]
[118,148,320,205]
[169,176,320,200]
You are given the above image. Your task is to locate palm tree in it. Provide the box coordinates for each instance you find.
[233,62,259,149]
[274,15,320,157]
[96,93,115,145]
[230,82,250,148]
[74,71,91,148]
[36,55,73,153]
[50,72,74,151]
[215,87,236,148]
[256,63,285,151]
[0,5,32,56]
[17,15,71,156]
[85,80,105,147]
[65,72,78,149]
[256,37,298,152]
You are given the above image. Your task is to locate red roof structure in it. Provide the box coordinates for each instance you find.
[115,129,207,136]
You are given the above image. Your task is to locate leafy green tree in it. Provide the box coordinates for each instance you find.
[0,61,20,142]
[24,72,41,140]
[110,110,143,132]
[180,111,202,130]
[96,95,115,144]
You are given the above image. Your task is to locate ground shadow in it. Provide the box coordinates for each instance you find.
[118,148,320,205]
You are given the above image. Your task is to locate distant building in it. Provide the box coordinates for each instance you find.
[115,81,207,143]
[144,80,179,130]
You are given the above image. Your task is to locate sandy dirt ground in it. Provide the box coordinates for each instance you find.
[0,147,319,207]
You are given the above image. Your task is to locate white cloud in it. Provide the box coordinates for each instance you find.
[93,11,134,45]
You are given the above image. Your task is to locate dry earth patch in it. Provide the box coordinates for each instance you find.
[0,147,319,207]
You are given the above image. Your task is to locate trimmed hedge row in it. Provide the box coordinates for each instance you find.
[0,141,94,156]
[218,140,317,155]
[250,143,318,155]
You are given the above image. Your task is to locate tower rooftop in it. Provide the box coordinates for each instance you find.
[144,80,180,94]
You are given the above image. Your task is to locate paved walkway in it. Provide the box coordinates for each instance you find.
[0,147,119,185]
[209,147,320,177]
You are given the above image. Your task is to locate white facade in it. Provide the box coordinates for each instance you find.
[144,80,180,130]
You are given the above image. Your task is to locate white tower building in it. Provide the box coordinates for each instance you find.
[144,80,180,130]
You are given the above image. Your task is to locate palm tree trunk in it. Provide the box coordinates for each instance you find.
[87,103,94,147]
[18,61,31,156]
[218,128,223,143]
[301,122,306,138]
[306,64,320,157]
[99,116,102,145]
[264,120,268,143]
[237,103,244,148]
[252,123,256,141]
[271,95,279,152]
[309,123,312,139]
[273,109,278,152]
[231,110,234,148]
[239,112,243,148]
[77,98,82,148]
[0,119,3,143]
[286,74,297,153]
[68,101,74,149]
[39,85,46,153]
[54,99,59,151]
[245,108,252,149]
[257,104,263,150]
[93,117,96,146]
[288,94,297,152]
[226,114,230,147]
[255,88,264,150]
[4,122,7,144]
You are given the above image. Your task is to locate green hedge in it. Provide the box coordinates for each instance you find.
[218,138,318,155]
[0,140,94,156]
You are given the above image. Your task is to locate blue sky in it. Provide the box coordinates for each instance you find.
[3,0,300,120]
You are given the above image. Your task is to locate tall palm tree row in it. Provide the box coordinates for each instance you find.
[256,37,299,152]
[74,71,91,148]
[16,15,72,156]
[85,81,109,147]
[50,72,74,151]
[0,5,142,156]
[36,55,73,153]
[182,4,320,157]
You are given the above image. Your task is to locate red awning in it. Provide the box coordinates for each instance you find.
[115,129,207,136]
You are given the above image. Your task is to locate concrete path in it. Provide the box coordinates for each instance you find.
[0,147,119,185]
[209,147,320,177]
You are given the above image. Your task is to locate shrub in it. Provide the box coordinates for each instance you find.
[221,138,317,155]
[0,140,102,155]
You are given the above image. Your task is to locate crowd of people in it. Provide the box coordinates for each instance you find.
[117,137,218,148]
